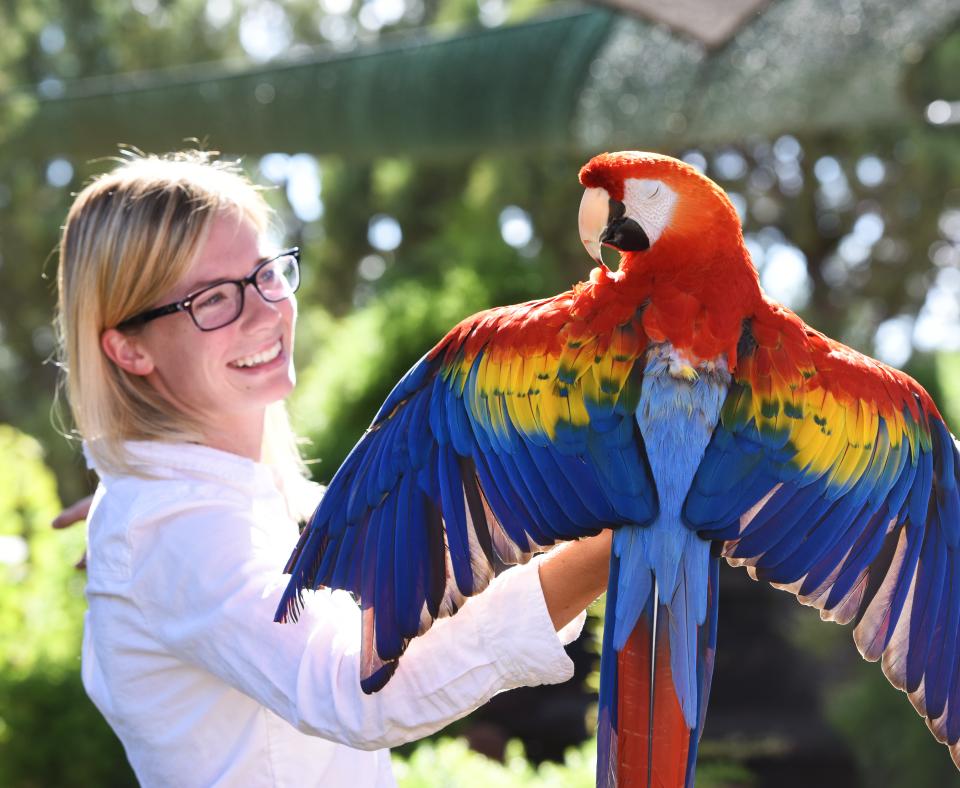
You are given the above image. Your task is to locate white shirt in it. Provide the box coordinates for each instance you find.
[81,441,585,787]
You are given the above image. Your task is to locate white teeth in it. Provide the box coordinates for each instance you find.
[231,340,282,368]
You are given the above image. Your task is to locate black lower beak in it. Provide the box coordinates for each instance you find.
[600,217,650,252]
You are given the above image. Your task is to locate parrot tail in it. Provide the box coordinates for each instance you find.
[597,552,720,788]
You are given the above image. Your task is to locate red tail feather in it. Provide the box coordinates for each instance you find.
[618,611,691,788]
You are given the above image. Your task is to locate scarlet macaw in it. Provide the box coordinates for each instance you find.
[277,152,960,787]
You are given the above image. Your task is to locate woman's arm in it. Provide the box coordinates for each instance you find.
[539,530,611,630]
[52,495,93,529]
[126,502,610,751]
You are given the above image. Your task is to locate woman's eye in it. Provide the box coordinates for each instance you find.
[195,292,225,310]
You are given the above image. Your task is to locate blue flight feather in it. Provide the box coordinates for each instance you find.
[878,517,925,654]
[368,415,400,503]
[373,494,403,660]
[760,493,876,584]
[926,550,960,719]
[437,444,473,596]
[515,440,591,524]
[314,530,342,586]
[532,442,615,523]
[586,423,657,524]
[933,419,960,547]
[907,525,947,692]
[731,483,832,557]
[823,507,896,610]
[948,613,960,743]
[330,519,363,593]
[798,503,883,598]
[471,448,544,548]
[908,443,935,528]
[427,377,450,446]
[371,351,433,423]
[394,477,425,638]
[499,441,583,539]
[444,379,477,457]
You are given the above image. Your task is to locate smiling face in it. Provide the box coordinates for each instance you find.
[126,210,297,456]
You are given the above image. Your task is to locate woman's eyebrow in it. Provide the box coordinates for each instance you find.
[179,254,274,296]
[181,274,229,294]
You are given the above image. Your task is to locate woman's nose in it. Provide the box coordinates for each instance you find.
[240,284,283,328]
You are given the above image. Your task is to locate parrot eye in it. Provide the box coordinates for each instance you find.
[631,179,662,201]
[626,178,663,202]
[619,178,678,248]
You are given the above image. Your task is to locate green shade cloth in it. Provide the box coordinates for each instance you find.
[5,9,613,160]
[3,0,959,161]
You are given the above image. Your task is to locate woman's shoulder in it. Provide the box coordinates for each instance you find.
[90,440,285,516]
[88,472,249,561]
[86,440,310,574]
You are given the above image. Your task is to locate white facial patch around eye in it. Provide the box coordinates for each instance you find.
[622,178,678,246]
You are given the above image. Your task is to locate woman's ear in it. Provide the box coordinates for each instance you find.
[100,328,155,376]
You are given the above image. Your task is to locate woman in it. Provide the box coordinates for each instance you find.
[55,150,611,787]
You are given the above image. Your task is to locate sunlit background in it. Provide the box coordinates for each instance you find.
[2,1,960,786]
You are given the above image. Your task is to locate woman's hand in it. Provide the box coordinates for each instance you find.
[537,530,612,631]
[52,494,93,570]
[52,495,93,530]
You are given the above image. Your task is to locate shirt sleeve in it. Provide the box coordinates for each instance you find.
[131,501,586,751]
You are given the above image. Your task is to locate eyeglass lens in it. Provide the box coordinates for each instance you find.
[192,253,299,330]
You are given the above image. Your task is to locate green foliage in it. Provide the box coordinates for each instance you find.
[0,425,84,671]
[785,597,958,787]
[393,737,597,788]
[908,27,960,105]
[935,352,960,431]
[825,659,958,788]
[0,670,135,788]
[0,425,135,787]
[392,736,755,787]
[291,267,494,475]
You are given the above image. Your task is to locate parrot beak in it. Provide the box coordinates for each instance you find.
[579,187,609,265]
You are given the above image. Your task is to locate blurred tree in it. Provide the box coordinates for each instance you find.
[0,425,135,786]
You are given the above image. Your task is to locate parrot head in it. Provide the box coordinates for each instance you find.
[578,151,744,268]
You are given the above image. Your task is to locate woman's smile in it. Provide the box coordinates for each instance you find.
[229,337,284,370]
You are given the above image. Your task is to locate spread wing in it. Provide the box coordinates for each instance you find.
[685,299,960,764]
[276,289,658,691]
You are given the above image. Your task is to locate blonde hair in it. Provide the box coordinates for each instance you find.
[55,150,307,485]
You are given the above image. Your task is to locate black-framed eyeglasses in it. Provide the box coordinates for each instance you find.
[117,248,301,332]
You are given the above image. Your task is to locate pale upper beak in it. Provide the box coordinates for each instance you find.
[578,186,609,264]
